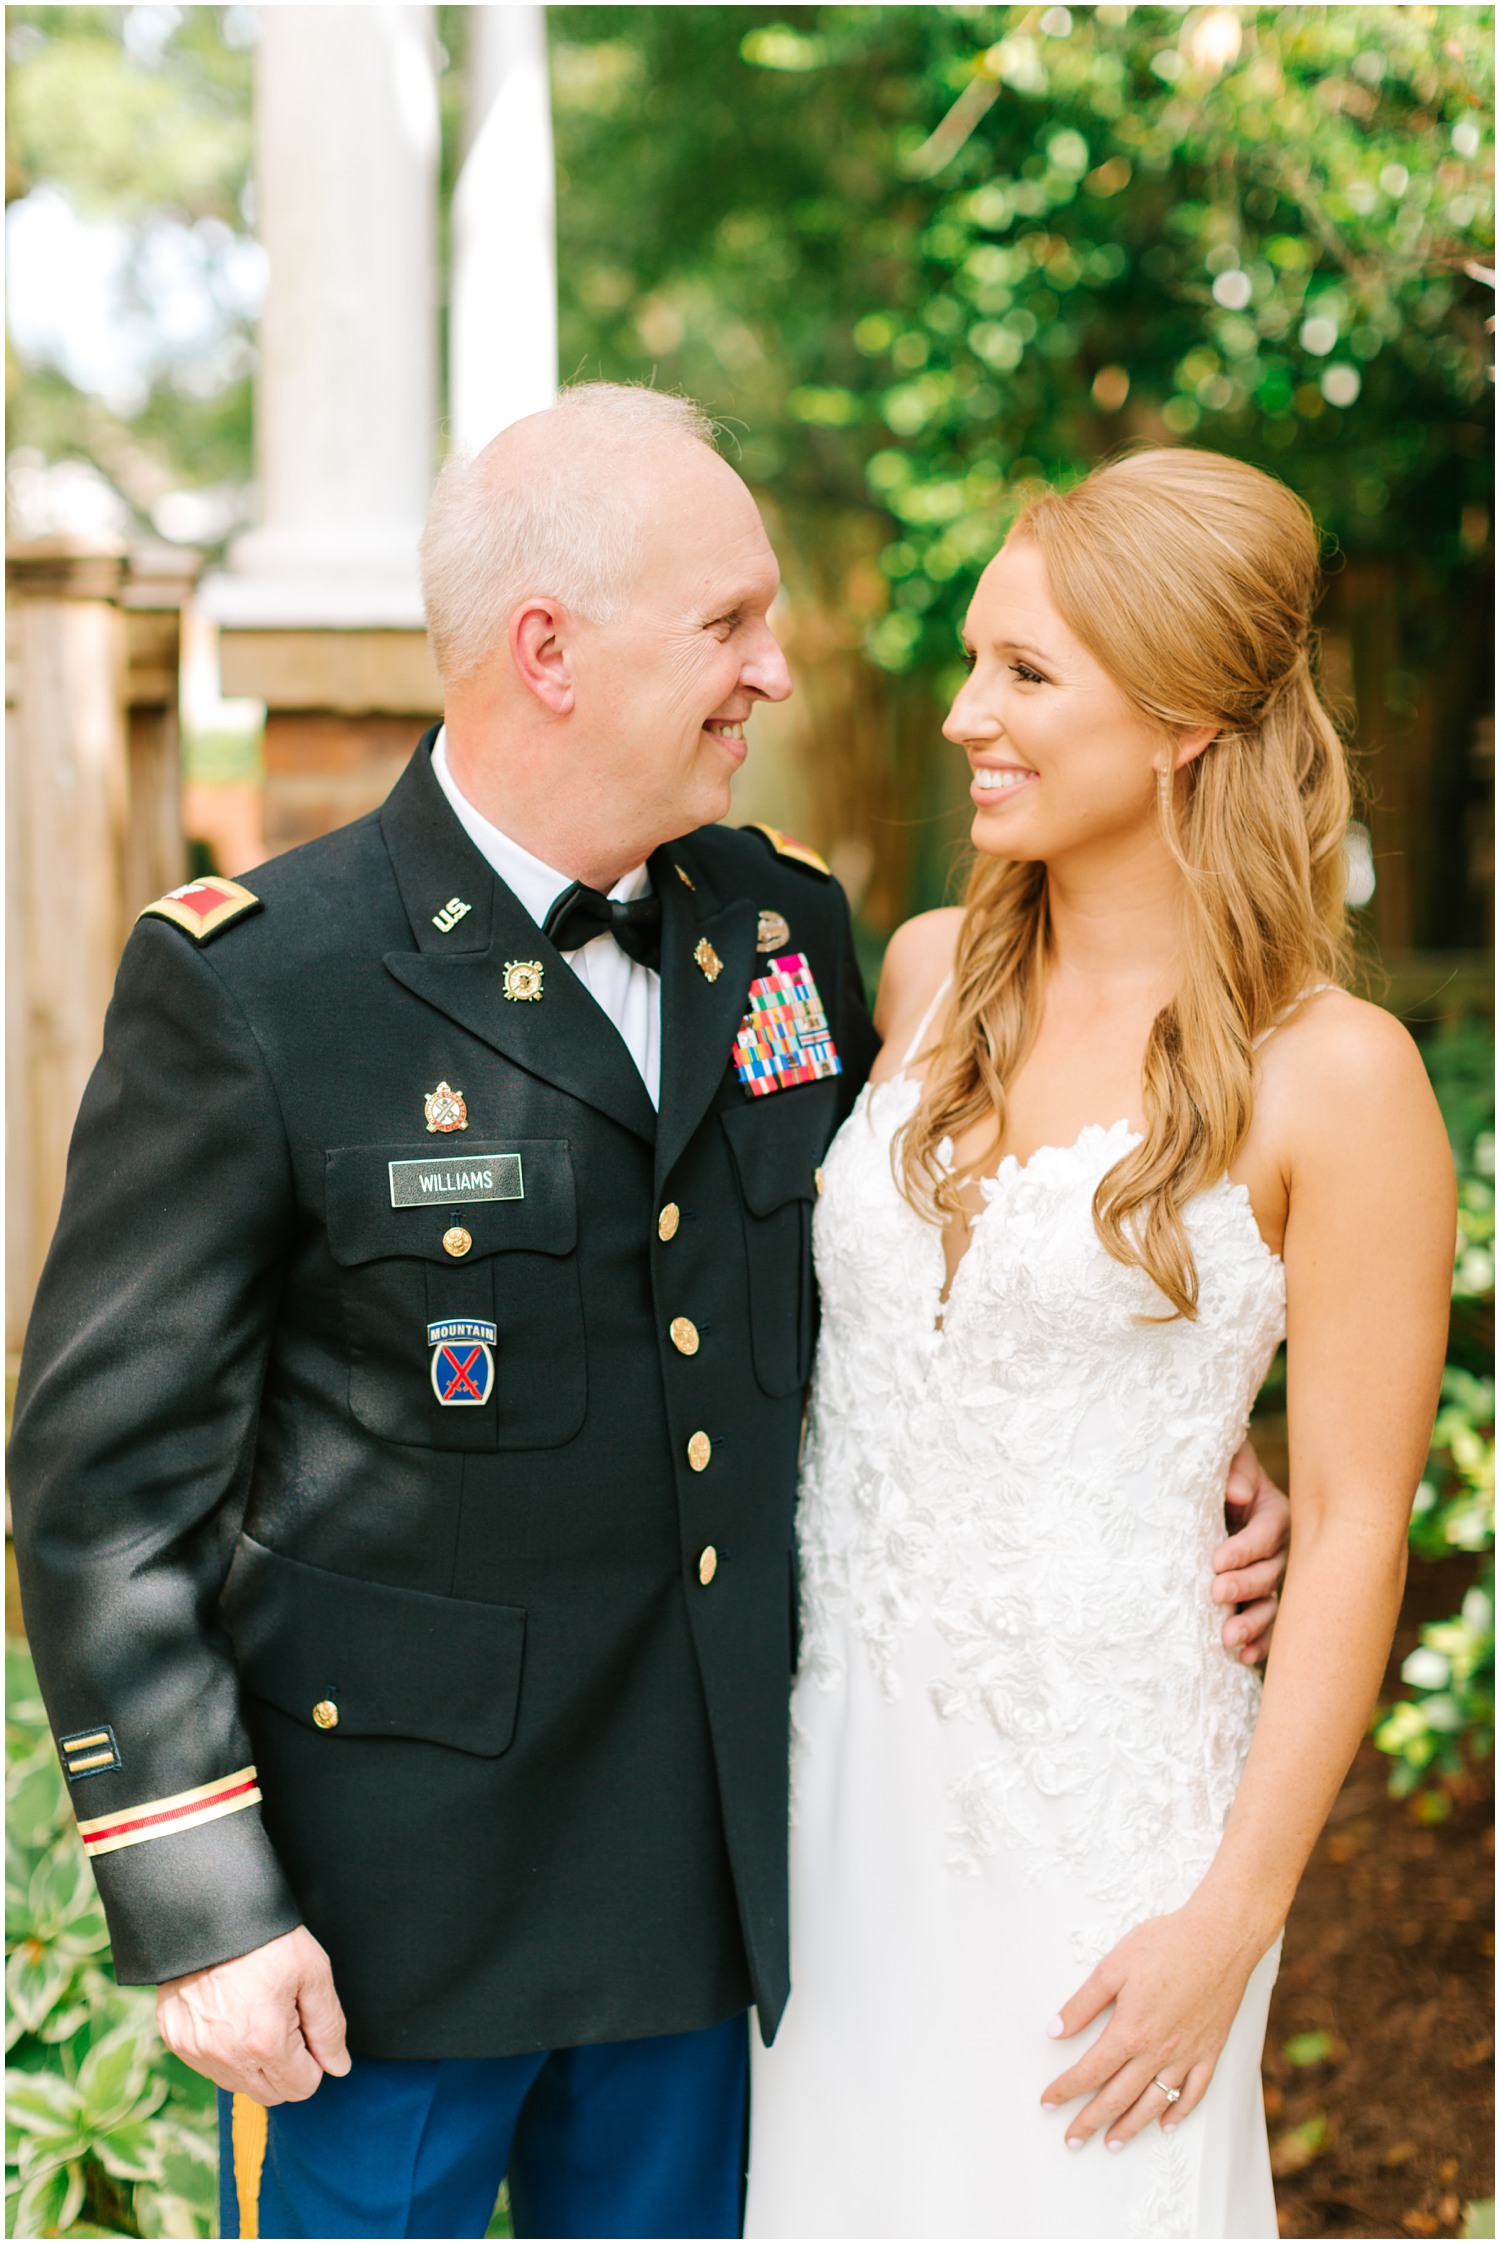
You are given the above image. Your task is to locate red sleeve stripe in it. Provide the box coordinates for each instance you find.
[78,1768,262,1858]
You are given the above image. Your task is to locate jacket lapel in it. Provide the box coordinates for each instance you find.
[379,740,657,1146]
[652,846,757,1192]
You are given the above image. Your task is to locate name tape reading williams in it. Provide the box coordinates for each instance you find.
[389,1152,525,1208]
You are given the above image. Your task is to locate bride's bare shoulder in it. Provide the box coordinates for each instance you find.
[1259,986,1452,1193]
[871,908,963,1077]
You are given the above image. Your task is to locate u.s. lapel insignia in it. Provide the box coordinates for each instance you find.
[733,951,843,1097]
[693,938,723,983]
[432,896,472,933]
[423,1081,468,1134]
[503,959,544,1002]
[756,910,791,954]
[673,862,696,890]
[428,1318,496,1406]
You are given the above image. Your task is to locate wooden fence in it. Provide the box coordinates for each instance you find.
[5,537,198,1382]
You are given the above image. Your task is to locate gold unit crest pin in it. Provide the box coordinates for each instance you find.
[424,1082,468,1134]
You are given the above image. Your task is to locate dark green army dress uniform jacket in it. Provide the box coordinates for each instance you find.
[8,731,879,2060]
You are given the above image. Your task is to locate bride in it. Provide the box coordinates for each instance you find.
[745,448,1455,2240]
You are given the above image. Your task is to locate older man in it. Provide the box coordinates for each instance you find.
[9,384,1288,2240]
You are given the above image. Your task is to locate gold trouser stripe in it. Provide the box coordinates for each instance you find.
[232,2093,268,2240]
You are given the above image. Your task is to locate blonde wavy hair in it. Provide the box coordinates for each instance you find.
[898,446,1353,1320]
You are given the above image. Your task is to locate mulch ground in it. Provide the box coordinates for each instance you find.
[1266,1553,1494,2239]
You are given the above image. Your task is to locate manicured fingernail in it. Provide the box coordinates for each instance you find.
[1107,2139,1124,2153]
[1046,2014,1065,2038]
[1040,2097,1057,2109]
[1066,2137,1085,2151]
[1163,2121,1178,2135]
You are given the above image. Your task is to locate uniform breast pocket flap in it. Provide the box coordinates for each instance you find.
[324,1139,585,1452]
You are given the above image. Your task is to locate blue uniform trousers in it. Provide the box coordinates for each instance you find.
[217,2012,749,2239]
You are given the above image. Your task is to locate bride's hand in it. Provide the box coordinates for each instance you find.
[1039,1903,1264,2150]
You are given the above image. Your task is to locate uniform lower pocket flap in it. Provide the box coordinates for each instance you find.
[222,1536,525,1756]
[325,1139,577,1266]
[720,1098,826,1215]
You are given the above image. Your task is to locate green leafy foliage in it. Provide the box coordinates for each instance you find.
[1373,1024,1496,1811]
[549,5,1493,941]
[6,7,251,221]
[552,6,1493,639]
[4,1644,216,2239]
[1282,2028,1336,2067]
[5,6,256,537]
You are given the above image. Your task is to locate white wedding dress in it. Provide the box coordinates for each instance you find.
[746,991,1289,2241]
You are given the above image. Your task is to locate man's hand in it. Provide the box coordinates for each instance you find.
[156,1926,350,2106]
[1211,1439,1290,1667]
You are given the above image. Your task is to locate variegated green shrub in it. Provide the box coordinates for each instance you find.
[6,1644,217,2239]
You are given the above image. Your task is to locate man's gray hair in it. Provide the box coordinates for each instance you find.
[420,382,718,683]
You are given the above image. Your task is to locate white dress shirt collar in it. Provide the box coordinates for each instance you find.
[430,727,651,928]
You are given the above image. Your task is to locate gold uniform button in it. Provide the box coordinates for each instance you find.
[670,1316,700,1357]
[813,1167,825,1196]
[687,1430,712,1472]
[698,1546,718,1587]
[443,1226,473,1258]
[312,1700,339,1730]
[658,1202,681,1242]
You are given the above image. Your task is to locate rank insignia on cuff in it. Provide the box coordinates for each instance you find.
[732,952,843,1097]
[139,877,262,942]
[59,1724,122,1780]
[76,1767,262,1857]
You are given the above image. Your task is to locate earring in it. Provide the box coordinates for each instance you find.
[1156,764,1172,811]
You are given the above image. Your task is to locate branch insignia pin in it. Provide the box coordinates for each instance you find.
[503,960,545,1002]
[693,938,723,983]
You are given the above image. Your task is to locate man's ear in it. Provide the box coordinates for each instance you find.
[510,598,575,716]
[1173,723,1218,772]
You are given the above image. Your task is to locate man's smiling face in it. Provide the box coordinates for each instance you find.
[573,442,792,846]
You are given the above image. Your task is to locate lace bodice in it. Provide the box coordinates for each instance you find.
[796,1064,1287,1953]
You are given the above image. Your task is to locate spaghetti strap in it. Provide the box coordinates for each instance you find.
[899,974,953,1073]
[1251,982,1336,1051]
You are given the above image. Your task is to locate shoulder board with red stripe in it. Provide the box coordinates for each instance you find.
[139,876,262,942]
[742,824,831,879]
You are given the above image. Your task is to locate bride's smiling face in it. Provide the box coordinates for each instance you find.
[944,535,1202,867]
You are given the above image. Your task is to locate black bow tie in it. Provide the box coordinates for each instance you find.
[542,882,662,971]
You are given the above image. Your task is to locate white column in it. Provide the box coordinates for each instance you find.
[450,5,557,453]
[207,5,439,627]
